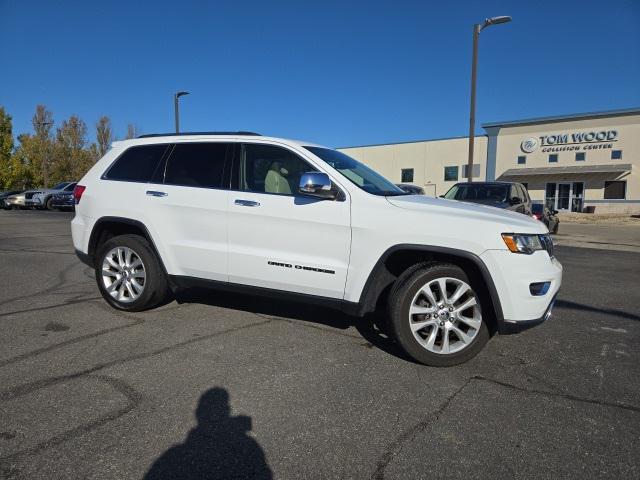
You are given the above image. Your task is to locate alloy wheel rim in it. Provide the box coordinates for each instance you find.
[101,247,146,303]
[408,277,482,355]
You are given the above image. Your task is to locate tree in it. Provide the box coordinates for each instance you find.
[125,123,139,139]
[96,115,113,157]
[53,115,93,182]
[0,107,14,189]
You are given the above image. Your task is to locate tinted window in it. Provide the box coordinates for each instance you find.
[517,156,526,164]
[444,184,509,202]
[241,144,316,195]
[63,182,77,191]
[604,181,626,199]
[401,168,414,183]
[611,150,622,160]
[548,154,558,163]
[164,143,229,188]
[105,145,168,182]
[575,152,585,161]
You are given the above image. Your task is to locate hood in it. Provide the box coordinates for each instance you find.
[386,195,545,233]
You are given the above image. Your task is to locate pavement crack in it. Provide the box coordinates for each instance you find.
[370,377,473,480]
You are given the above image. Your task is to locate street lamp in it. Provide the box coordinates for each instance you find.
[174,91,189,134]
[36,121,52,188]
[466,15,512,182]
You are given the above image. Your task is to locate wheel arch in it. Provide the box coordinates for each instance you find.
[355,244,504,333]
[86,217,168,277]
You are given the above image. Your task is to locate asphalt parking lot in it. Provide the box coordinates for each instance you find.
[0,210,639,479]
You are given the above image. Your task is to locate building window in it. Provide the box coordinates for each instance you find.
[604,181,626,199]
[444,166,459,181]
[575,152,585,161]
[611,150,622,160]
[548,154,558,163]
[401,168,414,183]
[461,164,480,178]
[517,155,526,165]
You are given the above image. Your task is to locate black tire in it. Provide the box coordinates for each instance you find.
[95,234,172,312]
[387,262,490,367]
[45,197,54,210]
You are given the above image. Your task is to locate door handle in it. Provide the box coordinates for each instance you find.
[234,199,260,207]
[146,190,168,197]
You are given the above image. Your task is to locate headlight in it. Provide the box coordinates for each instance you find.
[502,233,552,255]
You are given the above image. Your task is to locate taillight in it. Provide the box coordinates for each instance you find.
[532,213,542,220]
[73,185,86,204]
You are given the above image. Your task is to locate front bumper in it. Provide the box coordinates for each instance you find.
[480,249,562,334]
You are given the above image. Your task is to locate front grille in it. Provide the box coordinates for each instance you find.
[540,234,554,258]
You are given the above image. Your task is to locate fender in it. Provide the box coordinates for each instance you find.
[354,244,505,327]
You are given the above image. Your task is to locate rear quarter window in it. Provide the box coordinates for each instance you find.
[103,144,169,182]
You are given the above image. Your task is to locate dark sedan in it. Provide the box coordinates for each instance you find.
[442,181,532,215]
[532,203,559,234]
[395,183,425,194]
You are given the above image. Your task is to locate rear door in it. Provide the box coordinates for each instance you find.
[143,141,232,280]
[226,142,351,299]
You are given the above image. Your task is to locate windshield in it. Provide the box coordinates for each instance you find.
[304,147,406,196]
[444,184,509,203]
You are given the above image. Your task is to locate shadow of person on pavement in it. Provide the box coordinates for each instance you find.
[144,387,272,480]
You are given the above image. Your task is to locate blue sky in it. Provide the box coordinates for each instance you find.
[1,0,639,147]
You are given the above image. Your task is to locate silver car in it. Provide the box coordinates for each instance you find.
[3,192,26,209]
[24,182,76,209]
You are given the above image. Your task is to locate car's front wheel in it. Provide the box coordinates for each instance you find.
[388,262,490,367]
[95,234,171,311]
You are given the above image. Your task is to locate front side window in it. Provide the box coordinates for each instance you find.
[401,168,414,183]
[604,181,626,199]
[241,144,316,195]
[304,146,405,196]
[104,144,169,182]
[444,166,459,181]
[164,142,229,188]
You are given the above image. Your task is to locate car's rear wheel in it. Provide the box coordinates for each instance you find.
[95,234,171,311]
[388,262,489,367]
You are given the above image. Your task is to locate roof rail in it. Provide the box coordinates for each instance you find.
[138,131,261,138]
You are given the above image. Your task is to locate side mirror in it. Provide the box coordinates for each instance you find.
[299,172,335,199]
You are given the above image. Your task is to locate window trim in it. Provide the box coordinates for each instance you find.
[401,168,414,183]
[604,180,626,200]
[444,165,459,182]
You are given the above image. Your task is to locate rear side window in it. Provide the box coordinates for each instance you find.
[104,145,168,182]
[164,142,230,188]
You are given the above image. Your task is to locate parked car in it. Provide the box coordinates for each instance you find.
[50,190,76,210]
[443,181,532,216]
[0,190,24,209]
[72,132,561,367]
[532,204,559,234]
[395,183,425,194]
[25,182,76,209]
[3,192,26,209]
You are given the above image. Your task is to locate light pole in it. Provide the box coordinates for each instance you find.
[174,91,189,133]
[466,15,511,182]
[36,121,52,188]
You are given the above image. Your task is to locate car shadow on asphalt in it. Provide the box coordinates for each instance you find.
[174,288,416,363]
[144,387,272,480]
[556,299,640,322]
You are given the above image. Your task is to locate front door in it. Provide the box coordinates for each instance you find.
[227,143,351,299]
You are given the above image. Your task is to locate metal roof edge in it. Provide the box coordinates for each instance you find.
[482,108,640,129]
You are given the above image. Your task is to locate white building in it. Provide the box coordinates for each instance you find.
[339,108,639,213]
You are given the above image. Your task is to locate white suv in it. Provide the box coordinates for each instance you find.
[71,132,562,366]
